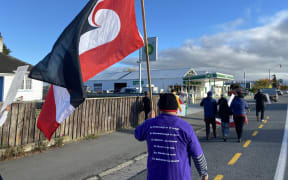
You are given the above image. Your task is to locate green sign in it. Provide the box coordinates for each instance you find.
[146,44,154,55]
[183,72,234,80]
[133,80,144,85]
[141,37,157,61]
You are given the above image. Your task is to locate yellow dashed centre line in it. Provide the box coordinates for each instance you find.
[258,124,264,129]
[228,153,242,165]
[243,140,251,148]
[252,131,258,136]
[214,174,224,180]
[215,116,267,178]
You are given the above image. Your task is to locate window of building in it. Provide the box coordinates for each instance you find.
[20,76,32,90]
[93,83,102,92]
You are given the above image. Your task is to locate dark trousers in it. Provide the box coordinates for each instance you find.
[234,116,245,139]
[144,111,149,120]
[256,106,265,120]
[205,117,216,138]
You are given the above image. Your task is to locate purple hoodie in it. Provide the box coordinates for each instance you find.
[135,113,208,180]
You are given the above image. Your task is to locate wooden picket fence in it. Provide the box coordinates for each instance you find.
[0,96,159,149]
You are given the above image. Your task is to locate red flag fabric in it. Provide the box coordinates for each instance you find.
[216,116,235,127]
[29,0,144,140]
[216,116,248,128]
[79,0,144,82]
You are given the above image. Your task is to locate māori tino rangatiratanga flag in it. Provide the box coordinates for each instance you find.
[29,0,144,140]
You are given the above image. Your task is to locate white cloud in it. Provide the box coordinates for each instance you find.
[120,10,288,81]
[215,18,245,32]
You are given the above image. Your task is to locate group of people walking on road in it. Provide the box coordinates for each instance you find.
[134,89,268,179]
[201,89,268,143]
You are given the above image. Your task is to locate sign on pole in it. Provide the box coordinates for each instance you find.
[141,37,158,61]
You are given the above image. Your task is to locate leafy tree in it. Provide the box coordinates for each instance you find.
[252,79,271,93]
[3,43,11,55]
[280,85,288,91]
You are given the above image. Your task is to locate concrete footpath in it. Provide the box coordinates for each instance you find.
[0,105,205,180]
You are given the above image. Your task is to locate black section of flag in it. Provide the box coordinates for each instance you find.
[28,0,99,107]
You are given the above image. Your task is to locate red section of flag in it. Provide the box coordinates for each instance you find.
[216,118,235,127]
[79,0,144,82]
[37,86,60,141]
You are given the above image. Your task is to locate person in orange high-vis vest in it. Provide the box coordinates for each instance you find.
[172,91,182,112]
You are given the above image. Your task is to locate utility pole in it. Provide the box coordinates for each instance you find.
[138,50,142,93]
[244,72,246,90]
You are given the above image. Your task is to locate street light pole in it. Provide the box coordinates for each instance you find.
[269,64,281,81]
[268,64,282,88]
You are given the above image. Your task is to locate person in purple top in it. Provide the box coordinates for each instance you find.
[135,93,208,180]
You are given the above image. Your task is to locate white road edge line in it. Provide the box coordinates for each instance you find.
[274,105,288,180]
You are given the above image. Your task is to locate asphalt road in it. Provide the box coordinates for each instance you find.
[0,96,287,180]
[129,95,288,180]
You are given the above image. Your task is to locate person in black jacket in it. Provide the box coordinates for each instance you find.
[254,89,268,122]
[217,94,232,141]
[143,91,151,120]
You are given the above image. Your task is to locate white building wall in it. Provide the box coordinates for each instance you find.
[3,74,13,100]
[103,81,115,90]
[202,80,226,98]
[85,80,114,91]
[3,74,43,101]
[85,78,184,93]
[150,78,183,92]
[17,79,43,101]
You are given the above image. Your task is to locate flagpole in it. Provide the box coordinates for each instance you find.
[140,0,154,111]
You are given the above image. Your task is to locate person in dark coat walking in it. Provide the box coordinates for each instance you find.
[230,91,249,143]
[217,94,232,141]
[254,89,267,122]
[143,91,151,120]
[200,91,217,140]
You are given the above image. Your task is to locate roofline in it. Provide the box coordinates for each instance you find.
[183,68,197,77]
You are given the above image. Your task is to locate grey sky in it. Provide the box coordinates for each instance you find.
[117,10,288,81]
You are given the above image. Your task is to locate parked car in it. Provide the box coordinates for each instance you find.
[284,90,288,94]
[103,89,114,93]
[277,90,283,96]
[120,87,140,93]
[262,88,278,102]
[142,84,159,93]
